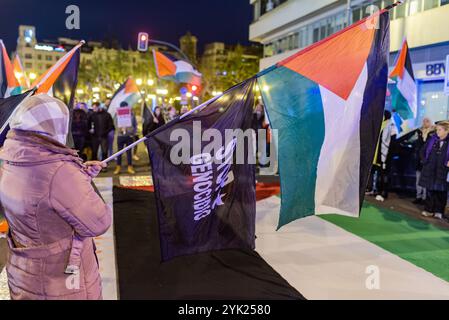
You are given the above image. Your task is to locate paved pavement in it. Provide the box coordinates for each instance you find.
[365,193,449,230]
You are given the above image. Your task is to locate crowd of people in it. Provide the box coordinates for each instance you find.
[70,99,191,175]
[367,110,449,222]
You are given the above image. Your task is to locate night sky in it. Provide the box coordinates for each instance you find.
[1,0,253,53]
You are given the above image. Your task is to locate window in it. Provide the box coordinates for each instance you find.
[37,54,42,60]
[253,0,261,21]
[25,53,32,59]
[298,29,306,49]
[417,81,449,126]
[46,55,52,61]
[424,0,438,10]
[441,0,449,6]
[408,0,422,16]
[352,8,361,23]
[394,1,406,18]
[25,63,32,68]
[313,27,320,43]
[46,64,52,68]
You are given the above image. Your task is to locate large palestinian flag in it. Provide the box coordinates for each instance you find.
[258,11,390,228]
[390,39,417,121]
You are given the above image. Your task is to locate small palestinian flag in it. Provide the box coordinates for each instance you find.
[0,40,21,98]
[153,50,202,86]
[389,39,417,120]
[108,77,141,117]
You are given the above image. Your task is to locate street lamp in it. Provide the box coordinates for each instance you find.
[147,79,154,86]
[136,78,143,86]
[29,72,37,80]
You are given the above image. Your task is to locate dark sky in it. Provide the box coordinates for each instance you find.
[1,0,253,53]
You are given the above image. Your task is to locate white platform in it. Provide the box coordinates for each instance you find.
[256,196,449,300]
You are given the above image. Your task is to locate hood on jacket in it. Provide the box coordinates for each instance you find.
[9,93,70,145]
[0,129,82,167]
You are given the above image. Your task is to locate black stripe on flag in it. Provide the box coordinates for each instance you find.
[358,11,390,211]
[147,79,257,261]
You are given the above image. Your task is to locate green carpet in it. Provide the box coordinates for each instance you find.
[320,203,449,283]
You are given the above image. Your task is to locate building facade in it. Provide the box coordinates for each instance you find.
[179,32,198,64]
[15,25,151,88]
[249,0,449,125]
[200,42,262,96]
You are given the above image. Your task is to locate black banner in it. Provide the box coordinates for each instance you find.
[148,79,257,261]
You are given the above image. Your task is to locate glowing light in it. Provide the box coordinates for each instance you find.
[262,85,269,92]
[147,79,154,86]
[92,87,100,93]
[193,96,199,101]
[76,89,84,94]
[14,71,23,79]
[191,85,198,92]
[156,89,168,95]
[136,78,143,86]
[29,72,37,80]
[175,97,181,101]
[106,93,113,98]
[186,92,192,98]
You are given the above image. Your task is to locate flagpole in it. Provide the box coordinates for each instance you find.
[34,40,85,91]
[101,93,223,164]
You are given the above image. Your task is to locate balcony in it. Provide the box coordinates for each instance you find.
[249,0,339,42]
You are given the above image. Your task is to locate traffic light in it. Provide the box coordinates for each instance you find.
[137,32,149,52]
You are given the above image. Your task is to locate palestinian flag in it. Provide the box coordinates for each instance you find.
[147,79,256,261]
[30,41,82,147]
[389,39,417,121]
[0,40,21,98]
[258,11,390,228]
[108,77,140,117]
[13,54,30,89]
[153,50,202,86]
[0,90,34,147]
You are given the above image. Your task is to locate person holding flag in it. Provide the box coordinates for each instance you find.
[0,94,112,300]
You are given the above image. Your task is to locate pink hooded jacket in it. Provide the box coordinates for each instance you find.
[0,130,112,300]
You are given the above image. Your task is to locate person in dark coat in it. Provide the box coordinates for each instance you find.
[413,117,435,204]
[72,105,89,161]
[147,106,166,133]
[419,120,449,220]
[88,102,115,162]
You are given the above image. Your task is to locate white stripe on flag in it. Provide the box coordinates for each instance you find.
[108,90,132,117]
[397,69,417,118]
[314,64,368,217]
